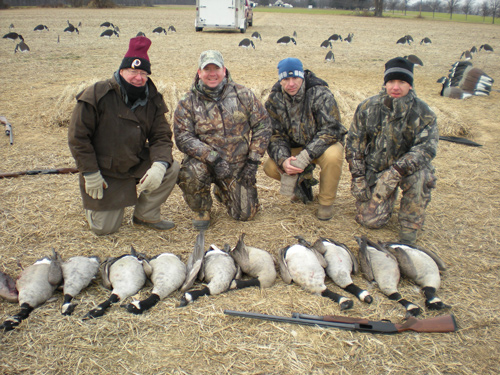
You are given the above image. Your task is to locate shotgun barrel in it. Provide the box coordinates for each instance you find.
[0,167,79,179]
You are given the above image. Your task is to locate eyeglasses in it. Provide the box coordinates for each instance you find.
[124,69,149,78]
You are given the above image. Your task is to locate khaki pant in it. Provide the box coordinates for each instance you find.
[85,161,180,235]
[263,143,344,206]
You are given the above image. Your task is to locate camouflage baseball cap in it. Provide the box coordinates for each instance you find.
[198,50,224,69]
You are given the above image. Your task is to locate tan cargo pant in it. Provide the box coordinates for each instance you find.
[85,161,180,235]
[263,143,344,206]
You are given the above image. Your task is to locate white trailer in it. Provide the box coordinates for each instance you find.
[195,0,253,33]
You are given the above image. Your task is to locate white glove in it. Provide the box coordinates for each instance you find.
[290,150,312,170]
[83,171,108,200]
[138,162,167,193]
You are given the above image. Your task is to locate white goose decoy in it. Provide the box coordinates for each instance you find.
[229,233,276,289]
[82,247,150,320]
[278,237,353,311]
[356,236,421,318]
[0,269,18,303]
[124,252,186,314]
[381,242,450,311]
[313,237,372,304]
[61,256,100,315]
[1,249,63,332]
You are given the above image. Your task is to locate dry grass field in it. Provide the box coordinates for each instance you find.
[1,6,499,375]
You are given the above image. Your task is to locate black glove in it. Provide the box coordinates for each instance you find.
[212,157,232,180]
[238,160,260,187]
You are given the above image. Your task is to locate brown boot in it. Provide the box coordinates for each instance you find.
[399,229,417,245]
[317,204,334,221]
[193,211,210,230]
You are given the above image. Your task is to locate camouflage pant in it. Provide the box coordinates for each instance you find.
[177,156,259,221]
[355,168,436,230]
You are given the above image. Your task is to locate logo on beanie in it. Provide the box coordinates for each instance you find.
[132,59,142,68]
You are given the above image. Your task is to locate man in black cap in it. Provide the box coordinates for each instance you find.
[345,57,438,245]
[68,36,179,235]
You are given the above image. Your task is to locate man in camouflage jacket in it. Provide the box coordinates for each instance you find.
[264,57,347,220]
[174,50,271,230]
[345,57,438,245]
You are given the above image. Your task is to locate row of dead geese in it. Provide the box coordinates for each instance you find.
[0,232,450,332]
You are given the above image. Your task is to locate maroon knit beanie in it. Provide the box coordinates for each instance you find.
[119,36,152,74]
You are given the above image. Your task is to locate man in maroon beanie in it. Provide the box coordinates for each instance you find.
[68,36,179,235]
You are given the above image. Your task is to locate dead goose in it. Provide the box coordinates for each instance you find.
[278,237,353,311]
[356,236,421,317]
[1,249,63,332]
[381,242,450,311]
[82,247,149,320]
[229,233,276,289]
[124,252,186,314]
[312,237,372,304]
[61,256,100,315]
[0,269,18,303]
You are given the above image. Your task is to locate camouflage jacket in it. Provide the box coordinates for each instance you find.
[345,88,438,186]
[173,70,271,165]
[265,70,346,169]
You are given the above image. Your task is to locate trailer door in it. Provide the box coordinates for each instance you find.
[198,0,237,28]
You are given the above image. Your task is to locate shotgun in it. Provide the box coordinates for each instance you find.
[224,310,457,334]
[0,167,79,179]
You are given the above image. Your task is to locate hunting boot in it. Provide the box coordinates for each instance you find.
[317,204,334,221]
[193,211,210,231]
[399,228,417,245]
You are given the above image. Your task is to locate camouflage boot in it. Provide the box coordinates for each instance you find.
[193,211,210,231]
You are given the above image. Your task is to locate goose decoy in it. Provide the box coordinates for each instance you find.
[14,39,30,53]
[61,256,100,316]
[9,23,15,30]
[420,37,432,45]
[1,249,63,332]
[470,46,477,54]
[320,40,332,48]
[229,233,276,289]
[313,238,372,304]
[356,236,421,317]
[3,32,22,41]
[437,77,473,99]
[136,31,146,37]
[66,20,74,28]
[152,27,167,35]
[34,24,49,31]
[380,242,449,311]
[0,269,18,303]
[100,29,119,38]
[64,25,79,34]
[441,61,495,97]
[100,21,114,28]
[325,50,334,62]
[328,33,343,42]
[479,43,493,52]
[277,36,296,45]
[82,246,150,320]
[124,252,186,315]
[344,33,354,43]
[278,236,353,311]
[238,38,255,49]
[251,31,261,40]
[404,54,423,66]
[405,34,414,43]
[168,25,176,33]
[396,35,411,45]
[293,30,297,38]
[460,50,472,60]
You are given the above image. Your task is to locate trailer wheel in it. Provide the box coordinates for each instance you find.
[195,27,203,32]
[240,20,247,33]
[248,17,253,27]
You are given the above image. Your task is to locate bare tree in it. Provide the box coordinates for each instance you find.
[429,0,442,17]
[481,0,490,20]
[402,0,410,14]
[374,0,384,16]
[491,0,500,23]
[386,0,400,13]
[462,0,474,19]
[446,0,461,19]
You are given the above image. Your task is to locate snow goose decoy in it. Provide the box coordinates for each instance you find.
[82,246,150,320]
[124,252,186,315]
[320,39,332,48]
[356,236,421,317]
[277,36,296,45]
[404,54,423,66]
[325,50,334,62]
[14,39,30,53]
[479,43,494,52]
[61,256,100,315]
[239,38,255,49]
[420,37,432,45]
[278,236,353,311]
[100,29,119,38]
[152,27,167,35]
[328,33,343,42]
[0,269,18,303]
[1,249,63,332]
[34,24,49,32]
[380,242,450,311]
[168,25,176,33]
[3,32,23,41]
[251,31,261,40]
[313,237,372,304]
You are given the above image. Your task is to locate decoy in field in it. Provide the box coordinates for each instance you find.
[381,242,450,311]
[3,32,23,41]
[479,43,493,52]
[313,238,372,304]
[278,236,353,311]
[251,31,261,40]
[437,77,473,99]
[229,233,276,289]
[344,33,354,43]
[100,21,114,28]
[356,236,421,318]
[293,30,297,38]
[168,25,176,33]
[136,31,146,37]
[405,34,414,42]
[325,50,334,62]
[470,46,477,54]
[328,33,342,42]
[9,23,15,30]
[396,35,411,45]
[61,256,100,315]
[1,249,63,332]
[320,39,332,48]
[460,50,472,60]
[82,247,150,320]
[152,26,167,35]
[66,20,75,28]
[0,269,18,303]
[100,29,119,38]
[239,38,255,48]
[34,24,49,32]
[420,37,432,45]
[438,61,494,98]
[404,54,423,66]
[14,39,30,53]
[114,25,120,33]
[124,252,186,315]
[78,21,82,27]
[64,25,79,34]
[277,36,296,45]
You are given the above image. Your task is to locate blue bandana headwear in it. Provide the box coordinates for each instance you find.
[277,57,304,81]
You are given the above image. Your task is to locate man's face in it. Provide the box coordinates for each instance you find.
[120,68,149,87]
[280,77,304,96]
[198,64,226,88]
[385,80,412,98]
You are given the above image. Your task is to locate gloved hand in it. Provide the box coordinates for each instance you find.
[84,171,108,200]
[138,162,167,193]
[290,150,312,171]
[351,176,371,202]
[212,157,232,180]
[372,166,402,202]
[238,160,259,187]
